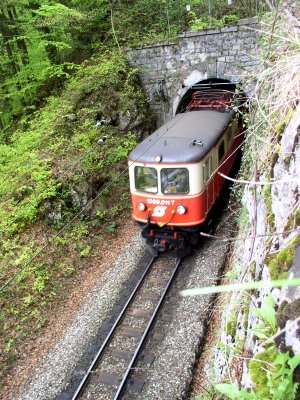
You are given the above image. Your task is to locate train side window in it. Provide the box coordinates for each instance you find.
[135,166,158,193]
[203,158,210,183]
[218,141,225,162]
[161,168,189,194]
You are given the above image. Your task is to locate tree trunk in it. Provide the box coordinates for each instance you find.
[8,7,29,65]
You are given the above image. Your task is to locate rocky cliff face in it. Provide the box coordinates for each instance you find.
[201,5,300,395]
[210,104,300,387]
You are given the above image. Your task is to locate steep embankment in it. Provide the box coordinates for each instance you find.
[192,4,300,399]
[0,50,153,379]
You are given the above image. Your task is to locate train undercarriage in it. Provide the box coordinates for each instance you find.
[139,222,200,258]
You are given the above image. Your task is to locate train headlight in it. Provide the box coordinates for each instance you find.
[176,204,186,215]
[137,201,146,211]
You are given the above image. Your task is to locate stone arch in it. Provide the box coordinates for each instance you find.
[126,18,259,126]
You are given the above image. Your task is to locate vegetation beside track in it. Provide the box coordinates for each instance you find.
[0,50,151,376]
[0,0,276,386]
[192,4,300,399]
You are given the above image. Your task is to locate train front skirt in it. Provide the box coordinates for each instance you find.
[141,222,200,258]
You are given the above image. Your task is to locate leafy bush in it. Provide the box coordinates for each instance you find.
[188,11,239,31]
[0,48,149,376]
[216,294,300,400]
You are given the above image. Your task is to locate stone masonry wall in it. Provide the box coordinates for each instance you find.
[126,17,259,127]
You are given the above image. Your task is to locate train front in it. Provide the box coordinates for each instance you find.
[128,162,196,256]
[128,115,207,257]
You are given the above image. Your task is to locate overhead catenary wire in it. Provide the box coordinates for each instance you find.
[0,113,186,292]
[0,115,154,208]
[0,88,253,288]
[200,227,300,242]
[218,172,299,185]
[0,115,185,290]
[2,91,246,228]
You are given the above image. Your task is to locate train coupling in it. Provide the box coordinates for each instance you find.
[142,226,191,258]
[144,239,165,257]
[154,238,167,252]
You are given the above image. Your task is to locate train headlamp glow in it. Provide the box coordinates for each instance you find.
[176,204,186,215]
[137,201,146,211]
[154,155,162,162]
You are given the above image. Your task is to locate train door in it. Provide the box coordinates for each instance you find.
[203,155,213,214]
[226,122,235,171]
[216,139,225,194]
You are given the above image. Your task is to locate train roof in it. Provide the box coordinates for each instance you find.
[128,109,234,163]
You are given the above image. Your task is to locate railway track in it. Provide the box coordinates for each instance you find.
[65,254,182,400]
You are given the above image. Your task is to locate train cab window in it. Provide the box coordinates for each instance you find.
[161,168,189,194]
[218,141,225,162]
[135,166,158,193]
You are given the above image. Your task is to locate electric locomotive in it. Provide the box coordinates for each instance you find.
[128,86,244,257]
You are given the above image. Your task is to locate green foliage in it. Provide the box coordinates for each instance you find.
[251,294,277,339]
[0,43,147,377]
[264,185,275,229]
[0,0,259,128]
[32,3,84,27]
[266,246,295,280]
[225,313,238,336]
[216,383,255,399]
[248,350,300,399]
[32,265,50,292]
[188,12,239,31]
[100,132,137,170]
[216,294,300,400]
[80,246,91,257]
[0,1,84,128]
[105,222,117,234]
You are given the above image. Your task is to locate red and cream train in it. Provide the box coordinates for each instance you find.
[128,82,245,256]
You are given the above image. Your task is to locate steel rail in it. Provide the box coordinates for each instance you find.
[71,256,157,400]
[113,257,182,400]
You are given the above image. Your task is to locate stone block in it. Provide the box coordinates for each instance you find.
[184,31,206,38]
[239,25,256,32]
[221,26,238,33]
[237,16,259,25]
[225,56,235,62]
[239,55,250,62]
[205,28,221,35]
[216,61,226,75]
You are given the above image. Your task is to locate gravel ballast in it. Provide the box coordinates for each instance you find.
[18,210,231,400]
[18,234,149,400]
[129,236,228,399]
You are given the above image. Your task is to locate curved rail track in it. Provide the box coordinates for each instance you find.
[68,255,182,400]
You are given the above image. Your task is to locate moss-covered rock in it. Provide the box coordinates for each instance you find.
[249,347,280,397]
[266,246,295,280]
[276,299,300,330]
